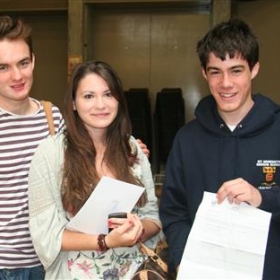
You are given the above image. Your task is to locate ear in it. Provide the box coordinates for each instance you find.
[251,62,260,80]
[31,53,35,70]
[202,67,207,80]
[73,101,76,110]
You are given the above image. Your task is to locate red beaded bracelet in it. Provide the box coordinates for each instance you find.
[97,234,109,252]
[137,228,145,243]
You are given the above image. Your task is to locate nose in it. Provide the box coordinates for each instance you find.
[95,96,105,108]
[221,73,233,88]
[11,67,23,80]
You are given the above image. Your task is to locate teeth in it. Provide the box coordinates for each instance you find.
[221,93,234,98]
[12,84,23,89]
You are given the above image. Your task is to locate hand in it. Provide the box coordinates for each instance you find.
[137,139,150,158]
[106,213,143,248]
[216,178,262,207]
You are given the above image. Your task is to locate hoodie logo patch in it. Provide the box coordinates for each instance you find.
[256,160,279,189]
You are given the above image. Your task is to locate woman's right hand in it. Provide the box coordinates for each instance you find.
[105,213,143,248]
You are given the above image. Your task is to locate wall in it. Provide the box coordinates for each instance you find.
[232,0,280,104]
[84,6,210,123]
[29,14,68,109]
[0,0,279,116]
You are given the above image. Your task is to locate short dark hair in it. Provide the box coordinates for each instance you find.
[196,18,259,70]
[0,16,33,57]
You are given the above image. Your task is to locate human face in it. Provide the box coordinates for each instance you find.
[202,52,259,125]
[73,73,119,134]
[0,39,34,106]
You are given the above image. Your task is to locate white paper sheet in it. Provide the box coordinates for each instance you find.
[66,176,144,234]
[177,191,271,280]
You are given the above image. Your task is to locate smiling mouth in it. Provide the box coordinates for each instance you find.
[93,113,109,117]
[11,83,25,91]
[220,92,236,98]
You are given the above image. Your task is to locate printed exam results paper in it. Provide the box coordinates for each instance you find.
[177,191,271,279]
[66,176,144,234]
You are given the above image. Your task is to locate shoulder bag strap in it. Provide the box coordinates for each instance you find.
[138,242,168,272]
[41,100,55,136]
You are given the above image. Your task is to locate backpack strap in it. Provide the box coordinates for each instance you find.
[41,100,55,136]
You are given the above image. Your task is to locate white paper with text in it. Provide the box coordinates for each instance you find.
[177,191,271,279]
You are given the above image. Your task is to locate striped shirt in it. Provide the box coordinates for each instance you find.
[0,98,64,269]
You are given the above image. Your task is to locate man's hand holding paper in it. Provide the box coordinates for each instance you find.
[217,178,262,207]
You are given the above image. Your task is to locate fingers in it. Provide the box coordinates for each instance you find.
[127,214,143,243]
[136,139,150,158]
[108,216,127,230]
[107,214,143,247]
[217,178,242,203]
[216,178,259,206]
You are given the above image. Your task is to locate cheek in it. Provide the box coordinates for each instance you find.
[0,75,9,84]
[205,76,217,87]
[239,77,251,92]
[25,68,34,79]
[111,101,119,114]
[208,81,218,93]
[73,101,87,115]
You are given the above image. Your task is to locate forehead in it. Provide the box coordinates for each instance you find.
[206,52,250,69]
[78,73,108,89]
[0,39,30,64]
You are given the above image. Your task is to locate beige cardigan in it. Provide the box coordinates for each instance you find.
[28,132,161,279]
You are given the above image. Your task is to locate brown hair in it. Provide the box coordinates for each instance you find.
[196,18,259,71]
[0,15,33,58]
[62,60,146,214]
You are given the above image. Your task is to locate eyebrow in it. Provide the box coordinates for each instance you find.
[206,66,219,71]
[81,90,95,94]
[19,57,32,63]
[0,57,31,66]
[206,65,245,72]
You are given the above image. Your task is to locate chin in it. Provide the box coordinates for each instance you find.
[218,104,238,112]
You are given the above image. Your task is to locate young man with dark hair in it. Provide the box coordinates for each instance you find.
[160,18,280,279]
[0,15,65,279]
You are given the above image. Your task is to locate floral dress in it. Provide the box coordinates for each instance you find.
[68,245,146,279]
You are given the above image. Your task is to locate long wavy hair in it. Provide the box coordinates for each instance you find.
[62,60,146,214]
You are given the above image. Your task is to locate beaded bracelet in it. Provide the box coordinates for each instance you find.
[137,228,145,243]
[97,234,109,252]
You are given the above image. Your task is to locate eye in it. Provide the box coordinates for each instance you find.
[104,91,113,98]
[208,70,220,76]
[84,93,93,99]
[19,59,31,69]
[0,65,8,72]
[232,68,242,74]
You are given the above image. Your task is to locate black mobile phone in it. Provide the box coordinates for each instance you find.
[108,212,127,232]
[108,212,127,219]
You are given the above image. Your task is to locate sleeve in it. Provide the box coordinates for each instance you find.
[51,105,66,133]
[159,133,192,273]
[28,134,68,270]
[130,137,161,248]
